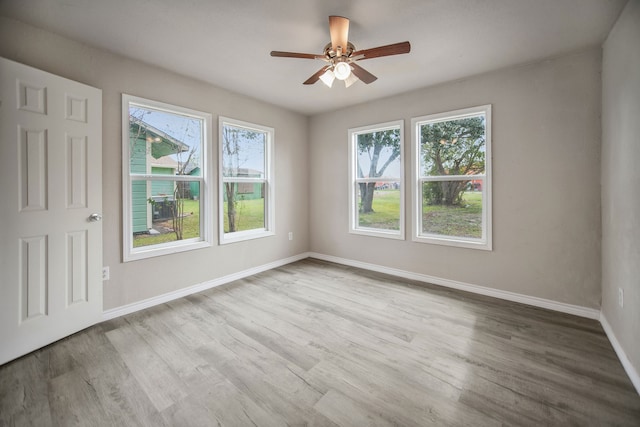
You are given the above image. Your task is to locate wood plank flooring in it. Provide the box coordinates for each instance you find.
[1,258,639,426]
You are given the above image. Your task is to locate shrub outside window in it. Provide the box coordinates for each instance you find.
[219,117,274,244]
[349,120,404,239]
[412,105,492,250]
[122,95,212,261]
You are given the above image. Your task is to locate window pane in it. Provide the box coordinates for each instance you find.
[419,114,485,177]
[356,182,401,231]
[221,125,266,178]
[132,180,201,248]
[356,129,401,179]
[421,181,482,239]
[222,182,265,233]
[129,105,203,177]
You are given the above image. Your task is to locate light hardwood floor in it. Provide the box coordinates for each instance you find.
[1,258,639,426]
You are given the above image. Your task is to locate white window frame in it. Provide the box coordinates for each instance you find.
[348,120,405,239]
[411,105,492,250]
[122,94,213,261]
[219,116,275,244]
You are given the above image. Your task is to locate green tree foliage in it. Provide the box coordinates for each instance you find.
[420,117,485,206]
[357,129,400,213]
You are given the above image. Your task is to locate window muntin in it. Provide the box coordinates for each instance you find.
[122,95,212,261]
[412,105,491,250]
[349,120,404,239]
[219,117,274,244]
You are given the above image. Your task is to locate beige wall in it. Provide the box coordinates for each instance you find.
[0,15,612,315]
[0,17,310,310]
[309,49,603,308]
[602,0,640,379]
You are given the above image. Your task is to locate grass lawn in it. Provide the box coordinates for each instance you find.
[134,191,480,247]
[358,190,401,230]
[133,198,266,248]
[133,199,200,248]
[223,198,265,232]
[422,191,482,238]
[357,190,483,238]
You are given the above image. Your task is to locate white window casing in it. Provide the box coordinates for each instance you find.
[122,94,213,261]
[411,105,492,250]
[348,120,405,239]
[219,116,275,244]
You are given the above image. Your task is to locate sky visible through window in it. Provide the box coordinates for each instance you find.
[130,106,203,166]
[222,124,267,176]
[357,145,400,178]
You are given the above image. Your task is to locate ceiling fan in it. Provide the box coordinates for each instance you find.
[270,16,411,88]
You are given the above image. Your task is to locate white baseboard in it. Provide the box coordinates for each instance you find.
[307,252,601,320]
[600,314,640,395]
[102,252,311,321]
[104,251,599,322]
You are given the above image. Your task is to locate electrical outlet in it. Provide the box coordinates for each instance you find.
[288,232,293,241]
[618,288,624,308]
[102,267,110,281]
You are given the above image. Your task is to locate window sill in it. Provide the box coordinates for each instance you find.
[124,239,212,262]
[350,228,405,240]
[220,229,275,245]
[412,234,492,251]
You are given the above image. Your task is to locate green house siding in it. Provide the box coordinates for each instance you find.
[130,136,146,173]
[222,168,263,202]
[222,182,263,201]
[189,182,200,199]
[189,167,201,199]
[131,181,148,233]
[151,167,175,197]
[130,136,148,233]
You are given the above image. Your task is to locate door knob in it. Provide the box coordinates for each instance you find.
[88,213,103,222]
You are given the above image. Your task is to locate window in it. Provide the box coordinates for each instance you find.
[349,120,404,239]
[219,117,274,244]
[412,105,492,250]
[122,94,212,261]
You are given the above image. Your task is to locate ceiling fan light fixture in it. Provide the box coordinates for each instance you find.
[333,61,351,80]
[344,72,359,88]
[319,69,335,87]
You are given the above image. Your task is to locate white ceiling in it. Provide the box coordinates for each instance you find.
[0,0,627,115]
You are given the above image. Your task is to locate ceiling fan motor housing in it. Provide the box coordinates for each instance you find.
[323,42,356,61]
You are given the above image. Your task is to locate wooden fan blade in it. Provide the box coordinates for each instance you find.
[329,16,349,52]
[303,65,331,85]
[271,51,321,59]
[350,63,377,84]
[352,41,411,60]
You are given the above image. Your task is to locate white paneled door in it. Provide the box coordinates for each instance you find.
[0,58,103,365]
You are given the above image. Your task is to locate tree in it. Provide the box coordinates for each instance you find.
[222,125,260,232]
[357,129,400,213]
[171,143,198,240]
[420,117,485,206]
[159,117,200,241]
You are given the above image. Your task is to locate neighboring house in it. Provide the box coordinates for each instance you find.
[150,155,178,198]
[375,181,400,190]
[150,155,179,221]
[223,167,264,201]
[185,165,201,200]
[129,116,189,233]
[470,179,482,191]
